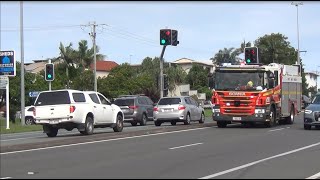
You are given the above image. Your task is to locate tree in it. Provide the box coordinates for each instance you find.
[165,65,187,92]
[186,64,209,89]
[254,33,296,65]
[211,47,242,65]
[77,40,105,69]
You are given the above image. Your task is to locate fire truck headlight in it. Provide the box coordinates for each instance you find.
[255,109,265,114]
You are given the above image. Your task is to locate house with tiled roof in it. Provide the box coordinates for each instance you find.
[89,60,119,78]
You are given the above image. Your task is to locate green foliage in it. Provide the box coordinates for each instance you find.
[211,47,242,65]
[254,33,297,65]
[186,64,209,89]
[197,86,212,100]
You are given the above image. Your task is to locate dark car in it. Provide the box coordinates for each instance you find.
[303,93,320,130]
[114,95,155,126]
[302,95,311,109]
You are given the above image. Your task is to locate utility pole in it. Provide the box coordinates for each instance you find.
[159,46,167,98]
[20,1,25,126]
[291,2,303,72]
[89,22,97,92]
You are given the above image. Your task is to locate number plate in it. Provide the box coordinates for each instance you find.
[49,120,59,124]
[164,109,173,112]
[233,117,242,121]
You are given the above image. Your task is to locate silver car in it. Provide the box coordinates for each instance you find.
[153,96,205,126]
[304,93,320,130]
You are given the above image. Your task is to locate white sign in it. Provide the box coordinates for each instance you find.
[0,76,9,89]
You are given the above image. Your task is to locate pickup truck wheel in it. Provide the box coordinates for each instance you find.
[113,114,123,132]
[46,126,58,137]
[80,116,94,135]
[199,113,205,124]
[25,117,34,126]
[140,114,147,126]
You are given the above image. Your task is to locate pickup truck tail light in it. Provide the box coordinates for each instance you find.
[70,106,76,113]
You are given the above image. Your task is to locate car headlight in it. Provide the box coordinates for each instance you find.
[304,110,313,114]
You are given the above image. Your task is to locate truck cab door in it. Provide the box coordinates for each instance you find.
[97,93,114,124]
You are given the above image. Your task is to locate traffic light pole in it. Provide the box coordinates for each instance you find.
[49,59,51,91]
[160,45,167,98]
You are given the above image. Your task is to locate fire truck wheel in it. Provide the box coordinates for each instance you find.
[265,107,276,128]
[285,105,295,124]
[217,121,227,128]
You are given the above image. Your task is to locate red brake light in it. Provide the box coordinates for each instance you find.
[178,105,186,110]
[153,107,158,112]
[129,106,138,109]
[70,106,76,113]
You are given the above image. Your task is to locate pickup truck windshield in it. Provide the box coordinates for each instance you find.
[35,91,71,106]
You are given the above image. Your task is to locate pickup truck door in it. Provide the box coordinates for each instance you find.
[88,93,104,124]
[97,93,114,123]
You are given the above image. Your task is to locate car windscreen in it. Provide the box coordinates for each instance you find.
[158,98,181,105]
[35,91,71,106]
[114,99,134,106]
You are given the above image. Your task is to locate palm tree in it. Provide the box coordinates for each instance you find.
[211,47,242,66]
[77,40,105,69]
[59,42,77,88]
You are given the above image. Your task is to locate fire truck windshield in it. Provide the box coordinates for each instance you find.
[215,71,265,91]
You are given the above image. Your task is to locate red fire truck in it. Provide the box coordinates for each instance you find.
[211,63,302,128]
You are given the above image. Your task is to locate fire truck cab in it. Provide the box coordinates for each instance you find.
[211,63,302,128]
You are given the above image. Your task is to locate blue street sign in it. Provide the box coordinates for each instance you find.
[0,50,16,76]
[29,91,40,98]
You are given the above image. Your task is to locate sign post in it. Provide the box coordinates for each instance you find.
[1,50,16,130]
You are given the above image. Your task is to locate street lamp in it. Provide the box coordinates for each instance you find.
[291,2,303,68]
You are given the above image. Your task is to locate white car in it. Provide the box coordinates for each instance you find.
[25,106,35,125]
[34,89,124,137]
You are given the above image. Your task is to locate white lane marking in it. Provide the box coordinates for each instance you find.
[1,127,211,155]
[169,143,203,150]
[306,172,320,179]
[199,142,320,179]
[0,177,12,179]
[268,128,286,132]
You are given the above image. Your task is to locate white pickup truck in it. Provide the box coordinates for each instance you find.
[34,89,124,137]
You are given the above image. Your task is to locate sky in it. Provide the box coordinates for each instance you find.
[1,1,320,82]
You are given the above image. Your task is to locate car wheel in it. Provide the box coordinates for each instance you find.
[113,114,124,132]
[140,114,147,126]
[25,117,34,125]
[154,121,162,126]
[217,121,227,128]
[184,114,191,125]
[80,116,94,135]
[199,113,205,124]
[131,121,138,126]
[304,124,312,130]
[45,126,58,137]
[171,121,176,126]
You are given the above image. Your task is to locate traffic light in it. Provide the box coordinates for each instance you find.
[244,47,259,64]
[160,29,172,45]
[163,74,169,90]
[45,63,54,81]
[171,30,179,46]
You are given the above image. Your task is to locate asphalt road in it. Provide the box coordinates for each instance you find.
[0,119,213,147]
[1,113,319,179]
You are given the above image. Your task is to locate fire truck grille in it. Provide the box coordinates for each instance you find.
[219,96,256,116]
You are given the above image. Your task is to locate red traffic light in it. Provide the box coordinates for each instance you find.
[166,31,170,36]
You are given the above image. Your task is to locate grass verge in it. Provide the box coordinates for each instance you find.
[0,119,42,134]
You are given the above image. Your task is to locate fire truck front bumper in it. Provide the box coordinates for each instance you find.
[212,107,269,122]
